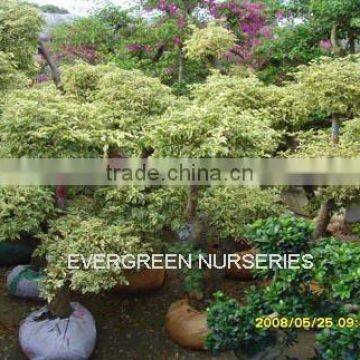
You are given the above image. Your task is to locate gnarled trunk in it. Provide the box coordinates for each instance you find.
[312,198,335,241]
[331,117,340,145]
[38,39,63,92]
[330,23,341,55]
[348,30,356,54]
[178,48,184,84]
[49,285,72,319]
[185,185,200,223]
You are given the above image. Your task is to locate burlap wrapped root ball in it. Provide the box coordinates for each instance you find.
[19,302,96,360]
[7,265,44,300]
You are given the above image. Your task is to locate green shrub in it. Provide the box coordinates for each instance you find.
[316,316,360,360]
[246,214,314,254]
[311,238,360,302]
[206,291,272,353]
[262,238,360,315]
[167,242,204,296]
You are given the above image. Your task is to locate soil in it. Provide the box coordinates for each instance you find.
[0,267,316,360]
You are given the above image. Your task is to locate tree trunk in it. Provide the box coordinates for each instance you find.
[348,31,356,54]
[312,198,335,241]
[206,55,226,74]
[178,48,184,84]
[49,285,72,319]
[38,40,63,91]
[303,185,315,200]
[30,254,47,272]
[55,185,67,210]
[185,185,200,222]
[331,117,340,145]
[330,23,341,55]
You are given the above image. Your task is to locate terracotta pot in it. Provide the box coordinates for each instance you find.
[114,268,165,293]
[307,281,324,296]
[165,299,209,350]
[299,281,324,297]
[226,249,255,281]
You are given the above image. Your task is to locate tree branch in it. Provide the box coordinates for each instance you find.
[38,39,64,92]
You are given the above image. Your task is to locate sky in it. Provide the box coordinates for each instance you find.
[28,0,135,15]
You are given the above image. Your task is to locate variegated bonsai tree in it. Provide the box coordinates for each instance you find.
[147,81,281,298]
[285,120,360,240]
[0,1,52,264]
[294,56,360,145]
[0,62,185,317]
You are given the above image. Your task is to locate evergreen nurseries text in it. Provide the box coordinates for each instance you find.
[68,253,314,270]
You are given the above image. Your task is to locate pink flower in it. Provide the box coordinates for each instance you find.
[158,0,167,11]
[320,39,332,51]
[177,15,186,28]
[164,67,174,75]
[259,26,272,38]
[276,10,285,20]
[127,44,143,52]
[36,74,50,83]
[55,45,100,64]
[173,36,182,46]
[168,3,178,15]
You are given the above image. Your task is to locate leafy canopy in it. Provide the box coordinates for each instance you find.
[0,186,56,242]
[184,22,236,62]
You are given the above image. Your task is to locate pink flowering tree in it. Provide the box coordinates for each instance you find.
[140,0,212,85]
[137,1,274,86]
[209,1,273,67]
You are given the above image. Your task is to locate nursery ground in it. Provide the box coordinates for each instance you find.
[0,268,316,360]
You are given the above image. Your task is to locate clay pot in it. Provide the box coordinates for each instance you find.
[114,268,165,293]
[226,249,255,281]
[165,299,209,350]
[299,281,324,297]
[305,281,324,296]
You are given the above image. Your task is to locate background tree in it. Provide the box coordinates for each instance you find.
[255,0,360,82]
[0,0,43,93]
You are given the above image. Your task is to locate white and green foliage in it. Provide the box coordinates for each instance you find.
[192,56,360,133]
[149,100,280,158]
[192,72,271,111]
[0,0,43,91]
[185,21,236,62]
[1,63,176,157]
[0,87,106,157]
[0,186,56,242]
[295,56,360,120]
[34,185,187,300]
[189,72,307,131]
[37,209,151,301]
[285,129,360,158]
[198,187,285,241]
[62,62,175,116]
[285,128,360,208]
[0,62,184,300]
[61,63,118,102]
[61,62,176,156]
[92,68,176,147]
[0,51,27,91]
[94,186,187,237]
[342,117,360,147]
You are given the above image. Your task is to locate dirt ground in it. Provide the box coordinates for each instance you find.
[0,267,316,360]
